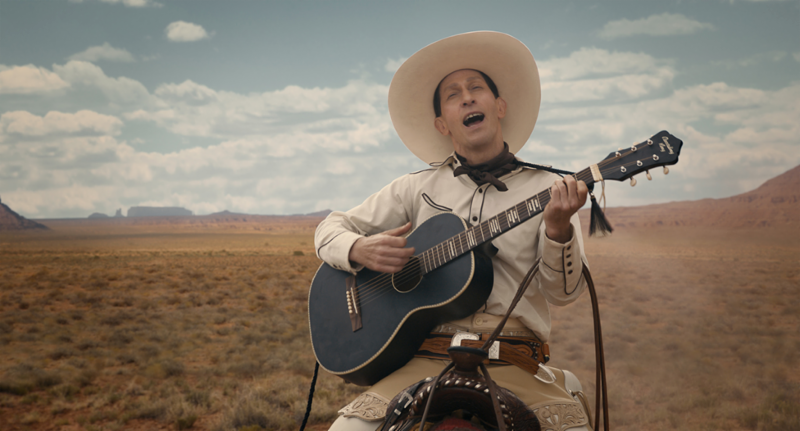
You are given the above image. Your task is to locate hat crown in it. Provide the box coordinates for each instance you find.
[388,31,541,164]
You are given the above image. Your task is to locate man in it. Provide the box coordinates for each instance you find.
[315,32,592,431]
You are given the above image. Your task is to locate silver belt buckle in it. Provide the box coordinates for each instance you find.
[450,332,500,360]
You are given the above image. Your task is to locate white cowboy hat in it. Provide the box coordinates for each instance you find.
[388,31,541,165]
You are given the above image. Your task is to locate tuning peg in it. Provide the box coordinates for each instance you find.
[663,166,669,175]
[646,170,652,181]
[630,177,637,187]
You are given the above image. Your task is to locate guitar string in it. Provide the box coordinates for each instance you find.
[353,157,640,306]
[350,150,656,306]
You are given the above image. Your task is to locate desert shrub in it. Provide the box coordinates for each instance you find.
[101,311,132,326]
[48,347,76,360]
[111,296,134,307]
[149,359,185,378]
[74,369,97,387]
[0,364,63,395]
[77,339,99,350]
[227,361,263,378]
[186,389,211,408]
[107,329,134,346]
[0,322,12,334]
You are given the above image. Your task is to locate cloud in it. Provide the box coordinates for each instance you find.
[384,57,407,73]
[599,13,715,39]
[793,52,800,63]
[53,60,152,104]
[68,43,135,63]
[537,48,675,103]
[70,0,163,7]
[0,64,70,94]
[165,21,210,42]
[1,110,123,137]
[127,78,390,144]
[154,80,218,104]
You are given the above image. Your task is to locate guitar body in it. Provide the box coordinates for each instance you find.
[308,212,494,386]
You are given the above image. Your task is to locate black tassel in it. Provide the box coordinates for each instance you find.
[589,192,613,237]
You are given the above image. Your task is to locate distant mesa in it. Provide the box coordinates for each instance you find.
[208,210,248,217]
[113,209,124,218]
[127,206,193,217]
[304,209,332,218]
[0,197,49,231]
[88,212,110,219]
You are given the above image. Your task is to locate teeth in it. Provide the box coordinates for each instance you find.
[463,113,484,126]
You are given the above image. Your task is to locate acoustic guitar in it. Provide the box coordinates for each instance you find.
[308,130,683,386]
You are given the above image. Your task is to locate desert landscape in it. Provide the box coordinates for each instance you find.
[0,166,798,431]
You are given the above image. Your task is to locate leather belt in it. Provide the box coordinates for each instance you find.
[415,331,550,376]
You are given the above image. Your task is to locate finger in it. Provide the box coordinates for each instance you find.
[551,180,566,207]
[379,244,415,258]
[383,222,412,237]
[375,235,408,249]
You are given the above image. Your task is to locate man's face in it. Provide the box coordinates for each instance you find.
[434,69,506,155]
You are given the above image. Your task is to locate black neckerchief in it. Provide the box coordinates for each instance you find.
[453,142,517,192]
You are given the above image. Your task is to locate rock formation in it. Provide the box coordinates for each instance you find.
[127,206,193,217]
[88,212,110,219]
[0,199,49,231]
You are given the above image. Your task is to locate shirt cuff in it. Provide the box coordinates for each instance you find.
[318,231,365,274]
[541,225,582,291]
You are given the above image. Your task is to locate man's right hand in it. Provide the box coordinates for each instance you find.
[348,222,415,274]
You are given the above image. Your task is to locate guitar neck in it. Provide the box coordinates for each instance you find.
[418,166,594,275]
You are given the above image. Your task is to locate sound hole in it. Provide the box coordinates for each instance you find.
[392,256,423,293]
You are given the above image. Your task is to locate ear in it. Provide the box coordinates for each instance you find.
[496,97,507,120]
[434,117,450,136]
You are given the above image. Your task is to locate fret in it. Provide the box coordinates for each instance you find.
[507,208,519,225]
[489,218,501,235]
[532,195,542,212]
[448,239,456,258]
[466,229,476,248]
[423,254,429,273]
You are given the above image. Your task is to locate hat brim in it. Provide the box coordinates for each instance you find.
[388,31,541,164]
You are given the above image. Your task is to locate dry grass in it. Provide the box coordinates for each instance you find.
[0,220,798,430]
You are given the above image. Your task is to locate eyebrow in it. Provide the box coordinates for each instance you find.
[441,76,484,93]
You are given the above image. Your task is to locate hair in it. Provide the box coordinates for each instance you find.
[433,70,500,118]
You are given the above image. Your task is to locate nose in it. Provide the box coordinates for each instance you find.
[460,91,475,106]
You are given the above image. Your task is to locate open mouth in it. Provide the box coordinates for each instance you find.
[463,113,484,127]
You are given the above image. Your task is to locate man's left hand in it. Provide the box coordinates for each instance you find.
[543,175,588,244]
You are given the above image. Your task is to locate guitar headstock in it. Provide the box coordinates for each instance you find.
[598,130,683,182]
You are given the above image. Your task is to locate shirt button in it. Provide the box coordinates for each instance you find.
[475,317,484,325]
[478,189,483,194]
[472,216,477,222]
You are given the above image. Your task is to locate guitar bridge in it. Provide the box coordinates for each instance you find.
[346,275,362,332]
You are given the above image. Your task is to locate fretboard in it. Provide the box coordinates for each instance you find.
[418,167,593,275]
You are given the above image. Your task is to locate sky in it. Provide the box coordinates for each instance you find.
[0,0,798,218]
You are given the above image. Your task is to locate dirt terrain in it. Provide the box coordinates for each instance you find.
[0,167,797,430]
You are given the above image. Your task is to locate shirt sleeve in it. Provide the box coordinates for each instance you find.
[535,212,588,306]
[314,175,415,273]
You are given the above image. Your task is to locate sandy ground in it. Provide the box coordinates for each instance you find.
[0,218,798,430]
